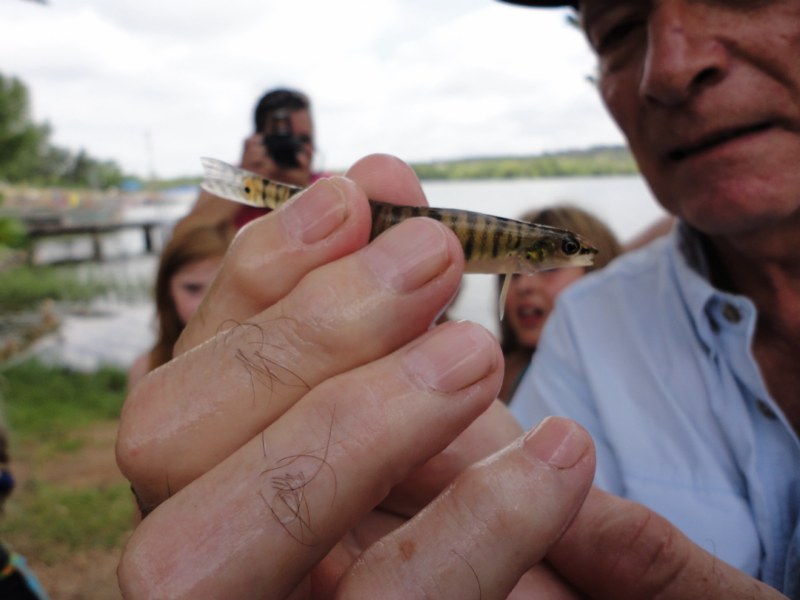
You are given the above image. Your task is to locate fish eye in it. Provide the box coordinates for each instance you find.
[561,236,580,255]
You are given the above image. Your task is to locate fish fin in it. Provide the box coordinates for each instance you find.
[200,158,261,207]
[498,272,512,322]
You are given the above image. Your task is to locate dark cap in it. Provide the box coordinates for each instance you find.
[498,0,578,8]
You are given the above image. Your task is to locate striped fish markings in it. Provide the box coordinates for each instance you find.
[200,157,598,316]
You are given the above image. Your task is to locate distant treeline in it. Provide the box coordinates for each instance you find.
[1,70,638,190]
[151,146,639,190]
[410,146,638,180]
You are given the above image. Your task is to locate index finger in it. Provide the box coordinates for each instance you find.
[177,154,428,355]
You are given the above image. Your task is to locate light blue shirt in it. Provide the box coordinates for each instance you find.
[510,223,800,597]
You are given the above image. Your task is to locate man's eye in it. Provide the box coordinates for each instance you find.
[593,18,644,54]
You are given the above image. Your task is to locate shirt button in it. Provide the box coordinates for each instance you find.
[722,303,742,324]
[755,399,778,420]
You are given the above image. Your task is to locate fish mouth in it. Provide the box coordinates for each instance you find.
[666,121,775,162]
[573,252,597,268]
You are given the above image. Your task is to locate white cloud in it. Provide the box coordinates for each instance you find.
[0,0,624,178]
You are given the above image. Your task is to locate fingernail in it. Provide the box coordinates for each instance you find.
[403,321,497,392]
[281,179,348,244]
[523,417,590,469]
[364,219,451,292]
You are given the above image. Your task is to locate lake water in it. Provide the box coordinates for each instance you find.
[30,176,666,371]
[422,175,665,334]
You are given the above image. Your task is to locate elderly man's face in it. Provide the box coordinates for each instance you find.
[582,0,800,237]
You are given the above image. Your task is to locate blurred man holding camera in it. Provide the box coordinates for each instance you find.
[187,87,324,230]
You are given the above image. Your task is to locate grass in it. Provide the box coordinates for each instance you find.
[0,359,127,449]
[3,481,133,564]
[0,358,133,564]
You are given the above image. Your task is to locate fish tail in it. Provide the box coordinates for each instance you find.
[200,157,251,204]
[200,158,300,209]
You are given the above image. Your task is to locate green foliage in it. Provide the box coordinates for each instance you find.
[0,265,108,311]
[0,359,127,443]
[0,73,126,188]
[59,149,125,189]
[411,146,638,180]
[0,215,27,249]
[0,75,50,182]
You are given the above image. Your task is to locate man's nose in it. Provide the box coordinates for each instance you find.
[639,0,729,106]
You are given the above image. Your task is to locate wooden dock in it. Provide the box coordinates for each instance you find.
[22,217,170,264]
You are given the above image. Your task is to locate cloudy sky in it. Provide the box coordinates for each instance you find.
[1,0,626,179]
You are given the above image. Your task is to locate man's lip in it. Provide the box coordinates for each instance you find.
[666,122,775,161]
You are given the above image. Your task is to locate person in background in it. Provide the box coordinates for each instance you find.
[0,425,50,600]
[188,87,325,231]
[127,220,234,388]
[498,205,622,403]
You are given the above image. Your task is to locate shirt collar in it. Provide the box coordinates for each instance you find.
[669,222,757,353]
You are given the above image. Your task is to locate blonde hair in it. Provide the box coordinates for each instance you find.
[499,204,623,354]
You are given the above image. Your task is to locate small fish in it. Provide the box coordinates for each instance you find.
[200,158,598,317]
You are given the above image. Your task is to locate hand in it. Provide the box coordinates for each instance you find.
[240,132,312,187]
[117,154,594,598]
[116,154,785,599]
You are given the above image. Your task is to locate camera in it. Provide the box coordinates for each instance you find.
[262,110,306,169]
